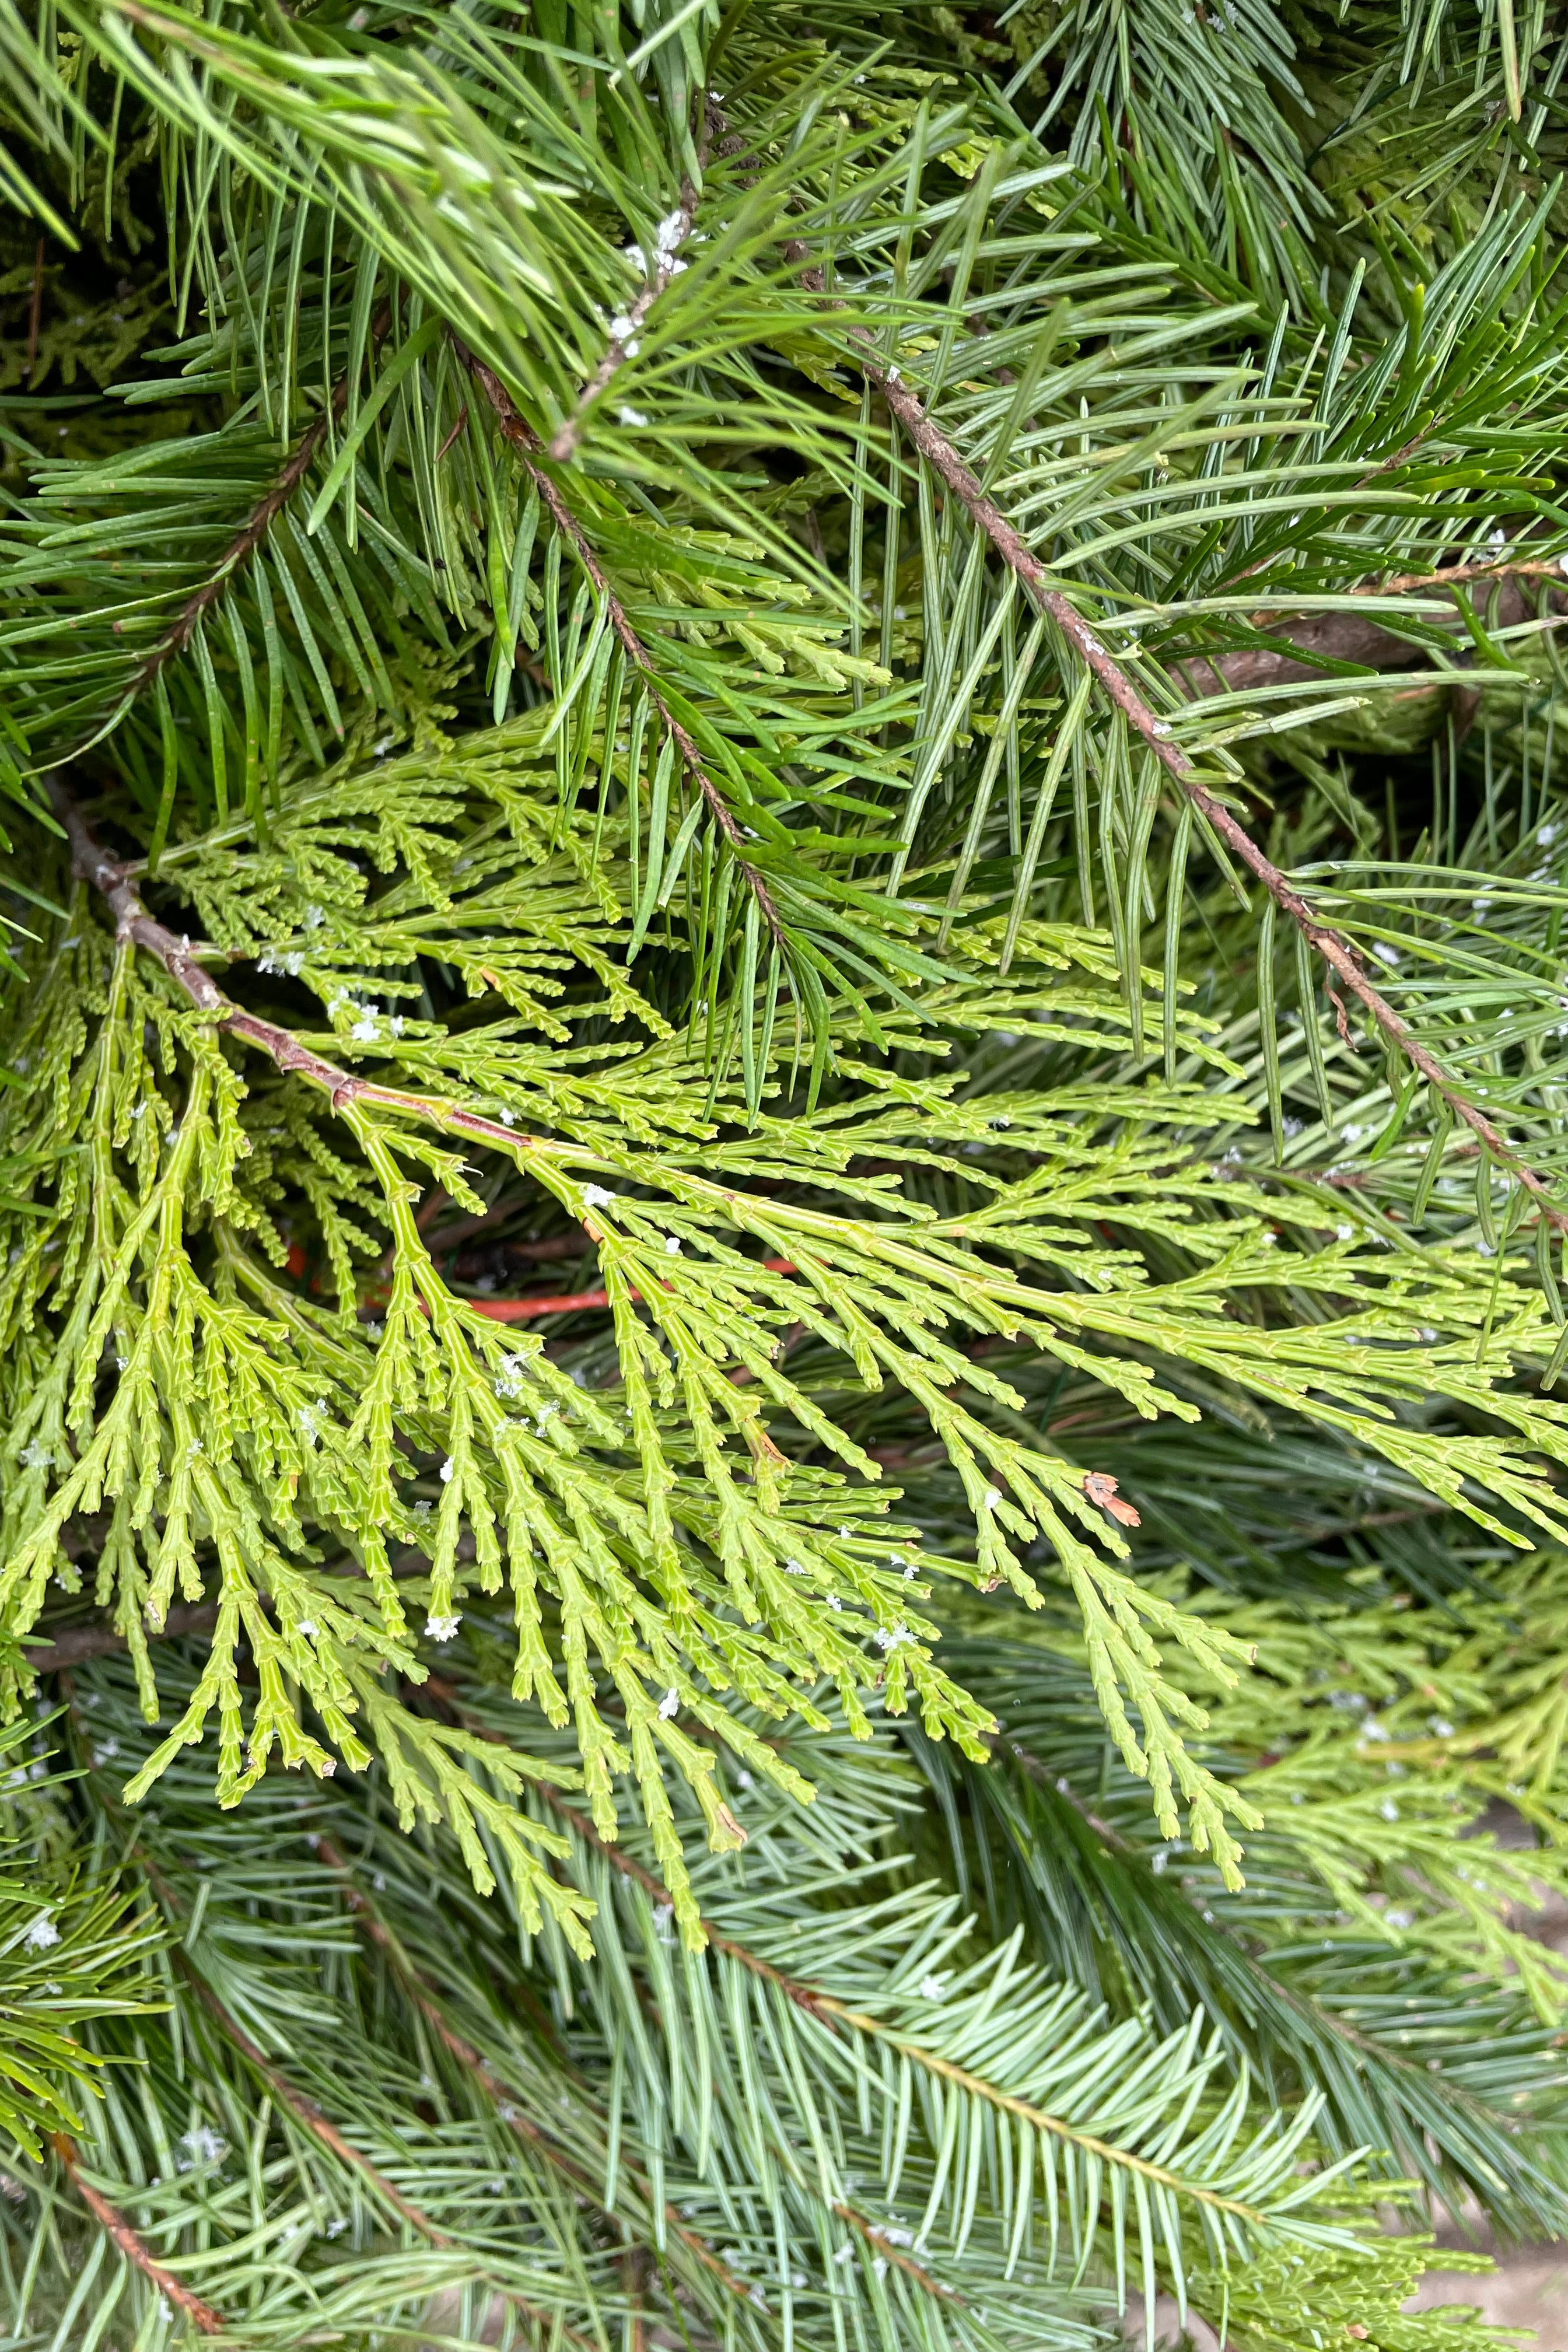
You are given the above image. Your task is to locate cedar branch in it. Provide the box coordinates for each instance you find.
[50,779,564,1167]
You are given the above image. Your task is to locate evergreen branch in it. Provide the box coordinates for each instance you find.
[126,318,388,708]
[48,779,561,1163]
[311,1835,761,2312]
[519,1772,968,2304]
[176,1958,598,2351]
[828,329,1568,1230]
[435,1686,1283,2233]
[1170,779,1568,1233]
[174,1961,438,2236]
[452,341,788,954]
[548,181,699,463]
[47,2134,226,2336]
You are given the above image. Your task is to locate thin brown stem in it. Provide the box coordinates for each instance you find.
[830,2203,963,2302]
[451,342,786,954]
[130,306,391,704]
[48,2135,226,2335]
[550,181,698,462]
[1346,555,1566,600]
[812,318,1568,1228]
[52,779,562,1167]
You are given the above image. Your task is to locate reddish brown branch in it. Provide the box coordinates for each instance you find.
[550,181,698,462]
[831,2203,963,2302]
[814,316,1568,1228]
[450,343,785,954]
[130,305,391,703]
[49,2135,225,2334]
[52,779,555,1167]
[460,1256,795,1322]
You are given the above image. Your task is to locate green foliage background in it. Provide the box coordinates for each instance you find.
[2,0,1568,2344]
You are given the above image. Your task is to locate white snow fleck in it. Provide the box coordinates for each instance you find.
[424,1613,461,1643]
[658,1686,680,1719]
[917,1972,949,2001]
[582,1184,615,1209]
[665,1234,682,1254]
[439,1456,456,1483]
[24,1914,60,1951]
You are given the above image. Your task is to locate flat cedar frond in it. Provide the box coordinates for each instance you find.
[1,1,1566,2346]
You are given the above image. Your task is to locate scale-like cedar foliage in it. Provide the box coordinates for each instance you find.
[1,1,1567,2343]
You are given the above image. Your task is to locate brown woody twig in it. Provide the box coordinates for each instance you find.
[48,2135,225,2335]
[130,306,391,705]
[550,184,698,462]
[450,342,786,954]
[799,284,1568,1230]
